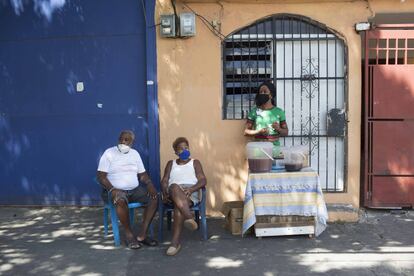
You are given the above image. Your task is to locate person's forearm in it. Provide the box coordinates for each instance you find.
[277,128,288,136]
[97,174,113,191]
[244,129,259,136]
[190,178,206,192]
[139,173,156,189]
[160,180,168,192]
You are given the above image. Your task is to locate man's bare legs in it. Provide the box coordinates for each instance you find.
[136,196,158,241]
[115,200,135,243]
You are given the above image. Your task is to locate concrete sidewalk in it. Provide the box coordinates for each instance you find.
[0,207,413,276]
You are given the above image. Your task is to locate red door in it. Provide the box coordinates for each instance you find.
[363,26,414,208]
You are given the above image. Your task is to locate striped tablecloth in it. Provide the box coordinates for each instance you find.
[242,168,328,236]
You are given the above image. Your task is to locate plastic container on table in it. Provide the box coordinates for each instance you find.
[246,142,273,173]
[282,146,308,172]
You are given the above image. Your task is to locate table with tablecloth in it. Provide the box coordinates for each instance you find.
[242,167,328,236]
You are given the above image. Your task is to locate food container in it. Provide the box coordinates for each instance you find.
[282,146,308,172]
[246,142,273,173]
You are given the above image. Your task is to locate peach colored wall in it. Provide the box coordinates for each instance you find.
[155,0,414,216]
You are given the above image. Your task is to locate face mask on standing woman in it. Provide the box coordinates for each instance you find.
[255,94,270,107]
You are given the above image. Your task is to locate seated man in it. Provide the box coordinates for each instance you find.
[97,130,158,249]
[161,137,207,256]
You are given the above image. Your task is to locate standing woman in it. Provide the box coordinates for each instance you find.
[244,81,289,154]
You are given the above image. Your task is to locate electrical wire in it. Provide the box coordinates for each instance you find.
[140,0,161,28]
[182,2,269,55]
[182,3,226,41]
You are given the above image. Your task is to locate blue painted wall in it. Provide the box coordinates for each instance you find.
[0,0,159,205]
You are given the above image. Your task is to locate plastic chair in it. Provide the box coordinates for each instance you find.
[102,189,154,247]
[158,187,207,242]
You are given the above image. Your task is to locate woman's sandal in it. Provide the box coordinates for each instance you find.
[184,218,198,231]
[137,237,159,247]
[166,244,181,256]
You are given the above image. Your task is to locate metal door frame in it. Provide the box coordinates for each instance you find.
[144,0,161,190]
[363,24,414,208]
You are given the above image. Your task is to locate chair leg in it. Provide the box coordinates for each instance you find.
[167,210,172,231]
[149,222,154,239]
[104,208,109,236]
[110,206,121,246]
[195,210,200,228]
[158,204,164,242]
[201,215,208,241]
[129,208,134,226]
[201,207,207,241]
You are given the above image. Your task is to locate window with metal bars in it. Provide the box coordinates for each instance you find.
[223,14,348,192]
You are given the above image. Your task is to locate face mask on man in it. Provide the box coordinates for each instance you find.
[118,144,131,154]
[255,94,270,107]
[177,149,191,160]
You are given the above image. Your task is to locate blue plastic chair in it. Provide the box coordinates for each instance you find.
[103,190,154,247]
[158,187,207,242]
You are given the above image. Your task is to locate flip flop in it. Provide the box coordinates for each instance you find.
[137,237,158,247]
[166,244,181,256]
[126,238,142,250]
[184,218,198,231]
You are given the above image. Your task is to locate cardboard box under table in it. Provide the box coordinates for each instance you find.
[221,201,244,235]
[242,167,328,238]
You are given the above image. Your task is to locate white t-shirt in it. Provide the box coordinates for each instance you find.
[97,146,146,190]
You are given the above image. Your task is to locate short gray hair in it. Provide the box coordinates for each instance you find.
[119,130,135,141]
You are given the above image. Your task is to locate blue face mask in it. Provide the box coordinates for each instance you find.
[178,149,191,160]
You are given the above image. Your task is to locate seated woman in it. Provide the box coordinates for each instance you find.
[244,81,289,155]
[161,137,207,256]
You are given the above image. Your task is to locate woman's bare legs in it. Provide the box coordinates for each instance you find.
[169,184,195,246]
[169,184,192,219]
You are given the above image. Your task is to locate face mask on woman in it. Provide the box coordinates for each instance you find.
[177,149,191,160]
[118,144,131,154]
[255,94,270,107]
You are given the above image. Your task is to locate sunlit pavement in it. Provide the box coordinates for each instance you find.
[0,207,413,276]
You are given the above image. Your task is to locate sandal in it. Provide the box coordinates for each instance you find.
[126,238,142,250]
[184,219,198,231]
[137,237,158,247]
[166,244,181,256]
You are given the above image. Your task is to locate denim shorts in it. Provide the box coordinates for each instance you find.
[101,185,149,205]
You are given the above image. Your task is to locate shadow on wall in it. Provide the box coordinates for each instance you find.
[8,0,67,22]
[192,130,248,213]
[159,46,249,215]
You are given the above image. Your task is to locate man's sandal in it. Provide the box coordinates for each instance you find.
[126,238,142,250]
[166,244,181,256]
[137,237,158,247]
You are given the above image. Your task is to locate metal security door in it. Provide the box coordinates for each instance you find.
[363,26,414,208]
[223,15,348,191]
[0,1,159,205]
